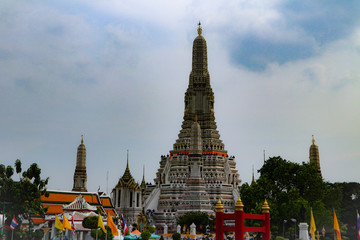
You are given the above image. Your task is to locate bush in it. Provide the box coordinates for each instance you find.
[146,225,156,234]
[172,232,181,240]
[141,230,152,240]
[82,216,98,229]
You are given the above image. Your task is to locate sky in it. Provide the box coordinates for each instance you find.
[1,0,360,194]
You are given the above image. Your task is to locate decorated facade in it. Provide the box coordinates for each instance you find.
[112,152,143,225]
[142,24,241,230]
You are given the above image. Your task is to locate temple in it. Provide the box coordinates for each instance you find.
[112,151,143,224]
[142,23,241,231]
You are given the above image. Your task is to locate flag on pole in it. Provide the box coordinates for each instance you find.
[107,212,119,236]
[98,214,106,233]
[63,214,72,231]
[310,208,316,240]
[71,215,76,236]
[334,210,342,240]
[10,216,18,230]
[357,210,360,240]
[55,215,64,231]
[120,213,128,235]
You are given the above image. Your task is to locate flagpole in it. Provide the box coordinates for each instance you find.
[11,229,14,240]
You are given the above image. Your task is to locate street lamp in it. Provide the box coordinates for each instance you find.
[290,218,297,239]
[283,220,287,237]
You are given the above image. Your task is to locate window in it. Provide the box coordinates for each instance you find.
[130,191,133,207]
[117,190,121,207]
[137,192,140,207]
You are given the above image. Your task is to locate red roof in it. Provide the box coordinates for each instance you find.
[33,190,117,223]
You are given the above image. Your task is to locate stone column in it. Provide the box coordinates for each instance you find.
[164,224,168,240]
[190,223,196,239]
[299,223,310,240]
[177,225,181,234]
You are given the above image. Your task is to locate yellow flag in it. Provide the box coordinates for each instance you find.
[63,214,73,231]
[107,212,119,236]
[55,215,64,231]
[310,209,316,240]
[98,214,106,232]
[334,210,342,240]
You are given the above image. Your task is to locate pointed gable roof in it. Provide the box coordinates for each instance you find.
[62,194,97,211]
[114,152,141,190]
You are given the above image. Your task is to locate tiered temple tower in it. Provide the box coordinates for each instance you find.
[309,135,322,176]
[112,151,143,224]
[144,24,241,230]
[72,136,87,192]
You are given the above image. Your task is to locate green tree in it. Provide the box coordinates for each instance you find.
[82,216,98,229]
[141,230,151,240]
[172,232,181,240]
[239,156,342,239]
[176,212,215,234]
[146,225,156,234]
[90,226,113,240]
[0,160,49,239]
[334,182,360,240]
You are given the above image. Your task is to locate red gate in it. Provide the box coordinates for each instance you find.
[215,198,270,240]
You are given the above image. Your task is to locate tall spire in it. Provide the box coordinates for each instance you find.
[172,23,224,155]
[126,149,129,170]
[120,150,135,182]
[309,135,321,176]
[251,165,255,185]
[73,135,87,192]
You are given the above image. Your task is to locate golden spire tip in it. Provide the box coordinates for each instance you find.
[197,21,202,36]
[81,135,84,144]
[312,135,315,144]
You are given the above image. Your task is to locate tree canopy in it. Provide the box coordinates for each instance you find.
[333,182,360,240]
[0,160,49,220]
[82,216,98,229]
[176,211,215,234]
[141,230,151,240]
[146,225,156,234]
[239,156,342,238]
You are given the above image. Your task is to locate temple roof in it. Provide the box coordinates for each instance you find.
[40,190,117,216]
[62,194,97,211]
[114,153,141,190]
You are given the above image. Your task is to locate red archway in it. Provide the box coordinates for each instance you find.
[215,198,270,240]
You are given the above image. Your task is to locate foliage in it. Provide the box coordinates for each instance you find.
[172,232,181,240]
[159,236,164,240]
[14,229,44,240]
[0,160,49,238]
[141,230,151,240]
[91,226,113,240]
[239,156,342,239]
[333,182,360,240]
[146,225,156,234]
[82,216,99,229]
[176,212,215,234]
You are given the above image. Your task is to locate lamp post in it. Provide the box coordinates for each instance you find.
[290,218,297,239]
[283,220,287,237]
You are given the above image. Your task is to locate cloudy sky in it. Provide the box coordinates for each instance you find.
[1,0,359,193]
